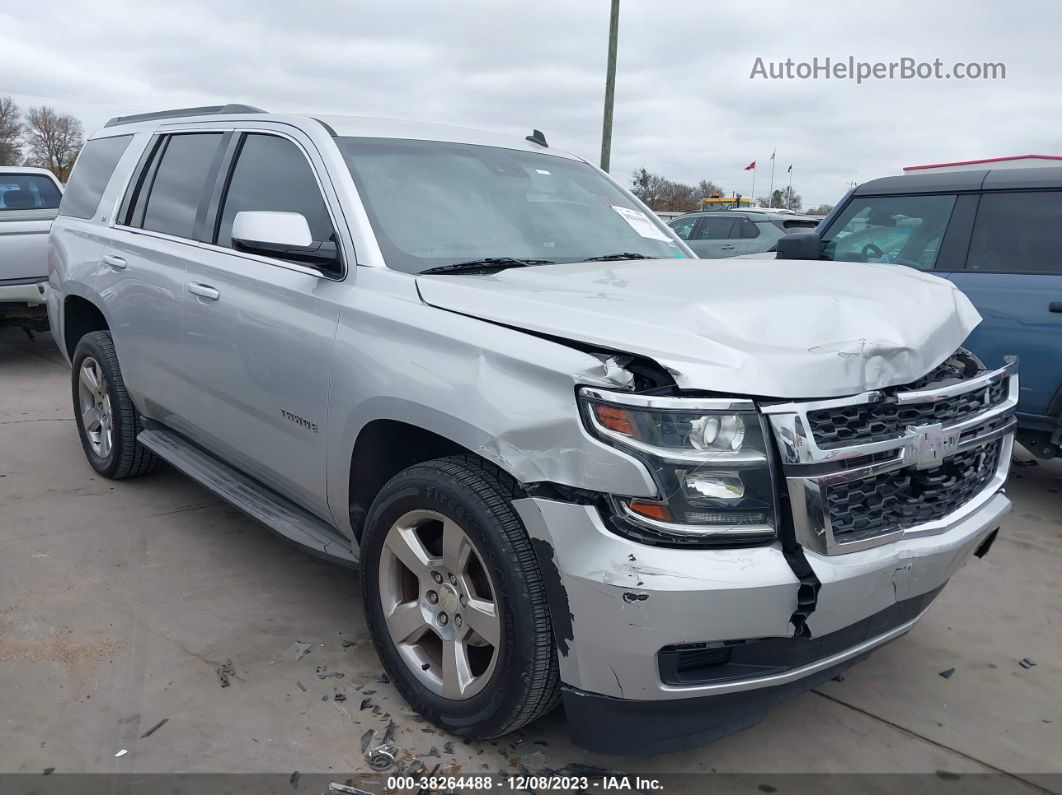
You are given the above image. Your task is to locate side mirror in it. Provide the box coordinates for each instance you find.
[231,211,340,272]
[775,231,822,260]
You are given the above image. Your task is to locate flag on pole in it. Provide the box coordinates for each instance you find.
[787,164,792,173]
[770,149,776,161]
[744,161,756,171]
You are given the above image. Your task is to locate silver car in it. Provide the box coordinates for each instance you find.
[48,105,1016,755]
[668,209,819,259]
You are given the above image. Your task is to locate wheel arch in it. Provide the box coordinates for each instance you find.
[62,293,111,360]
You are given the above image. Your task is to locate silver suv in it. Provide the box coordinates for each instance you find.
[48,105,1017,755]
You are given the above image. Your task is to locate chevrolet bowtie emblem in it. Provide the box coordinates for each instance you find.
[908,422,962,470]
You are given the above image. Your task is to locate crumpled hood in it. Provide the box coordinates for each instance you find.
[416,258,981,399]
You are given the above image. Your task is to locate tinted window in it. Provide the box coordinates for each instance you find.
[141,133,223,239]
[0,174,62,210]
[59,135,131,219]
[821,194,955,270]
[967,192,1062,274]
[668,216,697,240]
[216,134,334,250]
[694,217,738,240]
[740,219,760,239]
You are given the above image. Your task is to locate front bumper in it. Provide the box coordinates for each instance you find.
[512,487,1009,753]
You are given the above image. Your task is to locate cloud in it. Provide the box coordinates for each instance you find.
[1,0,1058,207]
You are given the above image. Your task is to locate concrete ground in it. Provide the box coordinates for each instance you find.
[1,328,1059,788]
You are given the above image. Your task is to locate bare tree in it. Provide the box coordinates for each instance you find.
[808,203,834,216]
[632,169,727,213]
[22,106,84,181]
[0,96,21,166]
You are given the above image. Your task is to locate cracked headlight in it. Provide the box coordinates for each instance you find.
[578,387,777,545]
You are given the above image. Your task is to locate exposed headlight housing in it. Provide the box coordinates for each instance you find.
[578,387,778,546]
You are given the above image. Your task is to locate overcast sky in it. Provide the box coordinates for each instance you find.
[2,0,1059,208]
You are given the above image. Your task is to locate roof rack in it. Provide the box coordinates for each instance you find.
[104,104,267,128]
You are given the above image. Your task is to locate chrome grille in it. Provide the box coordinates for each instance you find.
[826,440,1003,544]
[807,374,1009,448]
[762,355,1018,555]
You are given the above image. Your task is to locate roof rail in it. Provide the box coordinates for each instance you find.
[104,104,267,128]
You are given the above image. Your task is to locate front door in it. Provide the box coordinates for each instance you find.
[178,130,346,518]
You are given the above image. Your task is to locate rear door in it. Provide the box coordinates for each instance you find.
[177,129,345,518]
[101,131,228,420]
[948,190,1062,432]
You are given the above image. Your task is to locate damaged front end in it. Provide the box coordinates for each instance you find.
[512,347,1017,755]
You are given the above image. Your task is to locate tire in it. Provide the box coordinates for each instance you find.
[361,455,560,738]
[71,330,160,479]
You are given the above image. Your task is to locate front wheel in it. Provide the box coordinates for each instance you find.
[360,456,560,738]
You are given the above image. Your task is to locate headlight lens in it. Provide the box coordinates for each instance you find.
[579,387,777,545]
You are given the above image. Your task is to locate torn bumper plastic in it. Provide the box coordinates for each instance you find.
[512,488,1009,754]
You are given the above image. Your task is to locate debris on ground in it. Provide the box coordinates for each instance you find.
[289,770,300,788]
[428,746,441,757]
[329,784,372,795]
[1020,658,1037,669]
[361,689,376,695]
[382,720,396,745]
[406,760,425,775]
[296,681,307,692]
[114,749,127,758]
[139,718,169,739]
[317,671,345,679]
[360,728,375,753]
[272,641,314,665]
[443,741,454,754]
[215,659,236,687]
[359,698,373,711]
[333,692,346,702]
[43,768,54,775]
[340,639,356,648]
[376,673,390,684]
[366,745,395,771]
[523,750,547,769]
[939,668,956,679]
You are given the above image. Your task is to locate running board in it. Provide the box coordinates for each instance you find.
[138,427,357,567]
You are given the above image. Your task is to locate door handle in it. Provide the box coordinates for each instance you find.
[1050,302,1062,313]
[187,283,220,301]
[101,254,127,270]
[720,245,736,250]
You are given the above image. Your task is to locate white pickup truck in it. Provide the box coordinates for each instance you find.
[0,166,63,331]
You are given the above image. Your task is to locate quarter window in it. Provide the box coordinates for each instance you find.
[139,133,224,239]
[215,134,334,251]
[967,192,1062,274]
[59,135,132,219]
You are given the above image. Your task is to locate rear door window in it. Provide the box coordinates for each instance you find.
[138,133,224,240]
[967,191,1062,273]
[59,135,132,219]
[821,194,956,269]
[0,174,62,210]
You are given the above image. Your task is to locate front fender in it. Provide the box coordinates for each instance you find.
[324,286,657,538]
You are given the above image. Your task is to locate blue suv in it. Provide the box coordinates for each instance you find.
[777,168,1062,459]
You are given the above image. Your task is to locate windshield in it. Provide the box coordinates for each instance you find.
[0,174,62,211]
[820,194,955,269]
[337,137,689,273]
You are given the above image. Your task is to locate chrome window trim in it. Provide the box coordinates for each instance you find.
[763,360,1019,556]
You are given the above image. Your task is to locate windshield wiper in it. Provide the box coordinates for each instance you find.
[420,257,554,275]
[581,252,651,262]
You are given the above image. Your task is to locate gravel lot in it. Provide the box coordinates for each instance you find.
[1,327,1059,788]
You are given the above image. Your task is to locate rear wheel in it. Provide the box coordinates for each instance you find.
[71,331,160,479]
[361,456,560,738]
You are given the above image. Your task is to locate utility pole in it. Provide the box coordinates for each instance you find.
[600,0,620,172]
